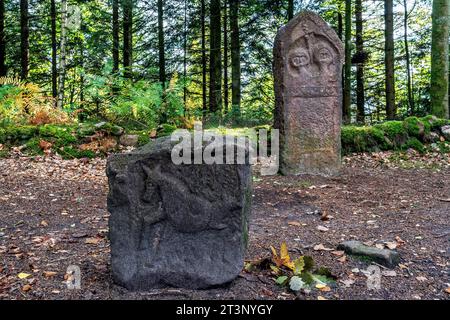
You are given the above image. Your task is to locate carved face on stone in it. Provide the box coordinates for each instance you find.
[314,44,333,65]
[290,48,310,68]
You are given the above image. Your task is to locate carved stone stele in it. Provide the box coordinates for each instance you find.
[107,137,252,290]
[274,11,344,176]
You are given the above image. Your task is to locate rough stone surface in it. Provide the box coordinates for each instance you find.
[274,11,344,176]
[107,136,252,290]
[441,125,450,140]
[338,240,400,268]
[119,134,139,147]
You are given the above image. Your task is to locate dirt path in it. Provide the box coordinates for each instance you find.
[0,152,449,300]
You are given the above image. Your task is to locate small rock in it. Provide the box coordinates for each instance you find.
[119,134,139,147]
[337,240,400,268]
[317,225,329,232]
[441,125,450,141]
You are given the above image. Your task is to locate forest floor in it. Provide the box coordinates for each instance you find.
[0,149,449,300]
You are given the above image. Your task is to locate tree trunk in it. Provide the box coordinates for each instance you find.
[230,0,240,113]
[183,0,187,106]
[20,0,29,80]
[403,0,414,115]
[0,0,6,76]
[343,0,351,124]
[431,0,449,118]
[201,0,207,114]
[57,0,68,109]
[385,0,396,120]
[337,11,343,41]
[355,0,365,124]
[288,0,294,21]
[223,0,229,113]
[123,0,133,78]
[51,0,57,100]
[209,0,222,113]
[158,0,166,86]
[113,0,120,74]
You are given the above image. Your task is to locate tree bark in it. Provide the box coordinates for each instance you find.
[385,0,396,120]
[183,0,187,105]
[57,0,68,109]
[20,0,29,80]
[51,0,57,99]
[355,0,365,124]
[201,0,207,114]
[431,0,449,118]
[288,0,294,21]
[209,0,222,113]
[343,0,351,124]
[230,0,240,113]
[113,0,120,74]
[0,0,6,76]
[223,0,229,113]
[403,0,414,115]
[123,0,133,78]
[158,0,166,86]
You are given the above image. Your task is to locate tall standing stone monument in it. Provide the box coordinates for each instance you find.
[274,11,344,176]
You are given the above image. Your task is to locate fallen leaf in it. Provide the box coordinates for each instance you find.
[315,283,327,289]
[445,288,450,294]
[288,221,302,227]
[317,296,327,300]
[395,236,406,245]
[18,272,31,279]
[316,225,329,232]
[22,284,32,292]
[382,270,397,277]
[314,244,333,251]
[331,250,345,256]
[375,243,385,250]
[385,241,397,250]
[43,271,57,278]
[340,279,355,287]
[85,237,102,245]
[416,276,427,282]
[39,140,52,151]
[337,255,347,263]
[40,220,49,227]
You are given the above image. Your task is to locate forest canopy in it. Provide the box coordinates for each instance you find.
[0,0,448,131]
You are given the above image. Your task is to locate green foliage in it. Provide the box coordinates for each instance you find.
[342,126,387,154]
[343,116,450,155]
[403,137,425,154]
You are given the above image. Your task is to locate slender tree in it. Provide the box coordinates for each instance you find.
[431,0,449,118]
[112,0,120,74]
[209,0,222,113]
[201,0,207,114]
[223,0,229,113]
[288,0,294,20]
[183,0,188,105]
[385,0,396,119]
[158,0,166,86]
[123,0,133,78]
[403,0,415,115]
[403,0,414,115]
[0,0,6,76]
[57,0,68,109]
[51,0,57,100]
[20,0,29,80]
[355,0,365,123]
[230,0,240,113]
[343,0,351,124]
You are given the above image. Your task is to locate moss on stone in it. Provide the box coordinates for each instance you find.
[403,137,425,154]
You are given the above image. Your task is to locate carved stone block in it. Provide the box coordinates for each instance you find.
[107,137,252,290]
